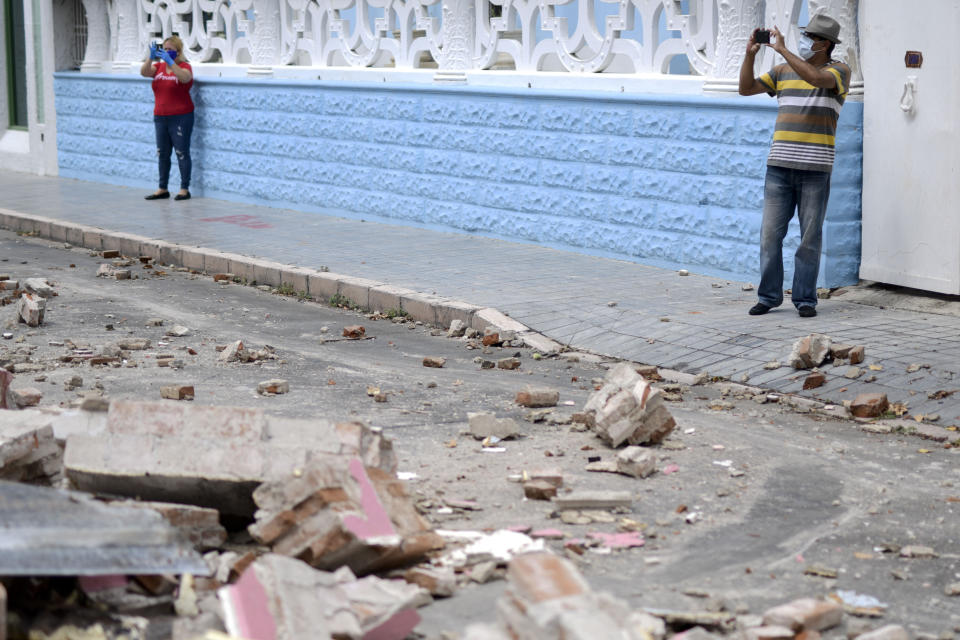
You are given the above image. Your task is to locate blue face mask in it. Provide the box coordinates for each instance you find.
[165,49,178,61]
[798,34,817,60]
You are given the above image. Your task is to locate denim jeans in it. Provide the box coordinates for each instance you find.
[758,165,832,309]
[154,112,194,191]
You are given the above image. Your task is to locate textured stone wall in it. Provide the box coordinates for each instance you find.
[53,73,863,286]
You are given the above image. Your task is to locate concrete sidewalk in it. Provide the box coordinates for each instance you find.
[2,172,959,425]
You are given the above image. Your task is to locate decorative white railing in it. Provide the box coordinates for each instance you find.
[79,0,861,92]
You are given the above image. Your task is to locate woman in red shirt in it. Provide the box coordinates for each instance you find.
[139,35,195,201]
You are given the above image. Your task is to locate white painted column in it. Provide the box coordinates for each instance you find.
[79,0,110,72]
[435,0,475,83]
[703,0,764,93]
[248,0,281,76]
[808,0,861,97]
[112,0,141,72]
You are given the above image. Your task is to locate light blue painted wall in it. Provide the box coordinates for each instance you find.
[52,73,863,286]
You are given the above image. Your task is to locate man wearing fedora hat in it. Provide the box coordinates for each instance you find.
[738,14,851,318]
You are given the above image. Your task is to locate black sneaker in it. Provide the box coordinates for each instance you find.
[798,305,817,318]
[748,303,771,316]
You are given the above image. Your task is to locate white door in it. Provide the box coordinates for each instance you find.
[859,0,960,294]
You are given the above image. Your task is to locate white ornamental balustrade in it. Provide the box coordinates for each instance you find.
[79,0,111,71]
[808,0,861,93]
[79,0,860,94]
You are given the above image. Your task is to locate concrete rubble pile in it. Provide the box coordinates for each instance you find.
[581,362,677,447]
[0,409,63,484]
[248,454,445,575]
[63,400,398,517]
[219,553,430,640]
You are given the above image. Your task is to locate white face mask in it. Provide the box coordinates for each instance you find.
[798,34,818,60]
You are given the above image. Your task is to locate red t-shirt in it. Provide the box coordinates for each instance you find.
[152,61,194,116]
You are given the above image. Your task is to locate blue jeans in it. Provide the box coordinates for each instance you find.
[154,112,194,191]
[758,165,832,309]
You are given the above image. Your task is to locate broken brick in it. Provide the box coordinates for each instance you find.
[248,457,444,575]
[161,385,195,401]
[515,388,559,408]
[343,325,366,339]
[803,372,826,390]
[422,357,446,368]
[762,597,843,631]
[498,358,521,370]
[469,413,520,440]
[102,250,121,259]
[218,340,244,363]
[212,273,234,282]
[789,334,832,369]
[582,363,676,447]
[482,330,501,346]
[257,379,289,395]
[17,294,45,327]
[121,500,227,550]
[10,387,43,409]
[850,393,889,418]
[616,446,656,478]
[848,345,865,365]
[218,554,427,640]
[829,344,853,359]
[403,565,456,597]
[523,480,558,500]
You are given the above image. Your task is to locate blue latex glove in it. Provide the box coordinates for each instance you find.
[160,49,177,66]
[149,43,162,60]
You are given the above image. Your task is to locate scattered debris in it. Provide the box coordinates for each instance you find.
[160,385,195,401]
[446,319,467,338]
[23,278,55,298]
[422,357,446,368]
[248,456,444,574]
[343,325,366,339]
[469,412,520,440]
[552,491,632,510]
[582,363,676,447]
[514,387,559,408]
[257,379,289,395]
[789,334,832,370]
[219,553,428,640]
[803,372,826,390]
[17,293,45,327]
[498,357,521,370]
[850,393,889,419]
[761,597,842,631]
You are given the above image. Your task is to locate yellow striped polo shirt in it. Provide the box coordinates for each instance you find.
[759,61,851,172]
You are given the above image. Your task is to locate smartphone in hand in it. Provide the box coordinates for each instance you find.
[755,29,771,44]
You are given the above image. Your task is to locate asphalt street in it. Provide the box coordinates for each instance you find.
[1,230,959,637]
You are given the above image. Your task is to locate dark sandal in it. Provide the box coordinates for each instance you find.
[145,191,170,200]
[174,192,191,201]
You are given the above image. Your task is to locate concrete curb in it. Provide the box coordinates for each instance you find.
[0,208,566,354]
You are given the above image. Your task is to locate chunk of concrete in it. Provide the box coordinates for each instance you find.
[119,500,227,550]
[850,393,889,418]
[789,334,832,370]
[582,363,676,447]
[64,401,397,517]
[0,480,207,576]
[515,388,559,408]
[23,278,55,298]
[616,446,657,478]
[17,293,45,327]
[219,553,428,640]
[761,597,843,631]
[469,412,520,440]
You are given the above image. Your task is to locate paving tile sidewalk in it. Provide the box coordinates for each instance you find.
[2,173,960,425]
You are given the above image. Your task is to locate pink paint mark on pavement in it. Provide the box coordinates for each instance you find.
[198,214,274,229]
[663,464,680,475]
[587,531,645,549]
[343,458,397,539]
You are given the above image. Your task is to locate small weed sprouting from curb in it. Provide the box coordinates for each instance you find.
[329,293,359,310]
[296,290,312,301]
[276,282,296,296]
[384,308,409,319]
